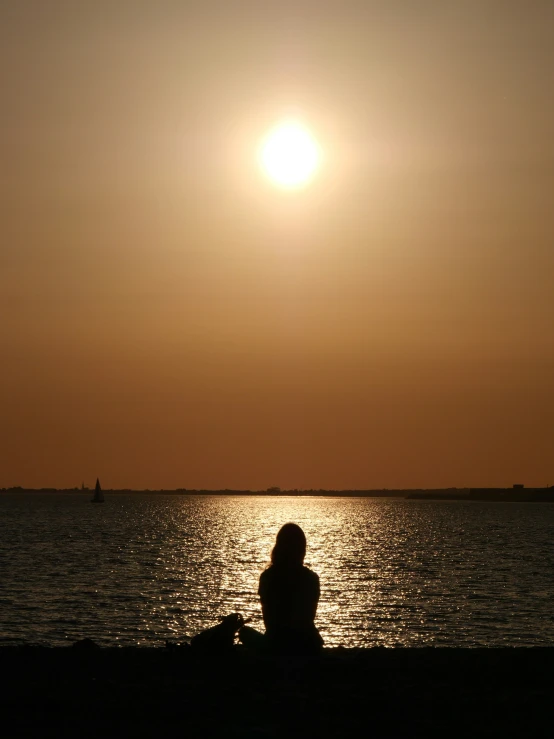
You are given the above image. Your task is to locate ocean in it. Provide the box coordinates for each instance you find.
[1,494,553,647]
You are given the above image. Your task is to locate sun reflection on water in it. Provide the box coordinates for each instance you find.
[2,494,554,647]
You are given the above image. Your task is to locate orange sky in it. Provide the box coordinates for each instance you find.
[1,1,553,489]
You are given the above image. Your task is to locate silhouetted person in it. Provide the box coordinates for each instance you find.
[240,523,323,654]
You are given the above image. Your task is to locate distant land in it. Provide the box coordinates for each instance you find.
[2,485,554,501]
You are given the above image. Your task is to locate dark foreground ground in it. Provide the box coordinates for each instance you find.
[1,647,553,738]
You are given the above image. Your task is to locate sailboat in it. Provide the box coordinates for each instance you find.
[91,478,104,503]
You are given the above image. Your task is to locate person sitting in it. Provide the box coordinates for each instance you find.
[240,523,323,654]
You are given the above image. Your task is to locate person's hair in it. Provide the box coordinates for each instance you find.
[271,523,306,568]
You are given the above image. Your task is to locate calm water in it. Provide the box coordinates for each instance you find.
[1,494,553,647]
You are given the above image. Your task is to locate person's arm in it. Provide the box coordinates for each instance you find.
[258,571,272,630]
[310,573,320,621]
[261,600,270,630]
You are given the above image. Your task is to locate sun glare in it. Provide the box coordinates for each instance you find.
[259,120,321,189]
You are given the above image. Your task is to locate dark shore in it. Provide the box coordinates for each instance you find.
[2,647,553,738]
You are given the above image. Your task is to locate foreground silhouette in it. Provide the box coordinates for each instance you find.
[5,647,553,737]
[239,523,323,654]
[187,523,322,654]
[189,613,249,653]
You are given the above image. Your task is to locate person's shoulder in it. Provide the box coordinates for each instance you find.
[302,566,320,583]
[259,566,275,588]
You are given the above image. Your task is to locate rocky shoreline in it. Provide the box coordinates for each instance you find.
[2,646,553,737]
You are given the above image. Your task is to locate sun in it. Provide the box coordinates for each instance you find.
[259,120,321,189]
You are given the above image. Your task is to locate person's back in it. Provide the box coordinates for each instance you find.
[259,562,321,653]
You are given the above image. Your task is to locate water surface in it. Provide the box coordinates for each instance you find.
[1,494,553,647]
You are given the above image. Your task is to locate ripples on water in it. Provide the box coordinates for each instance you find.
[1,494,553,647]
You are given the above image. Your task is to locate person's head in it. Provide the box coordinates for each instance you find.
[271,523,306,568]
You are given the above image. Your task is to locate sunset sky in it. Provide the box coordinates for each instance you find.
[2,1,553,490]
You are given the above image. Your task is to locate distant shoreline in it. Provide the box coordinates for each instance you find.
[2,486,554,501]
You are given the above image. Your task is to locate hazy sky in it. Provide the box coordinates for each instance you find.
[2,0,553,489]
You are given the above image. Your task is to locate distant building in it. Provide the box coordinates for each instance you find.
[513,484,524,489]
